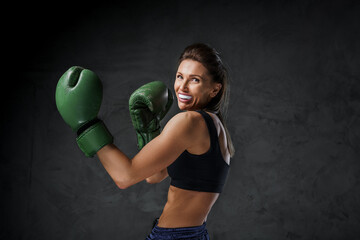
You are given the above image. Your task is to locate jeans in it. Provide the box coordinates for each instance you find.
[145,219,210,240]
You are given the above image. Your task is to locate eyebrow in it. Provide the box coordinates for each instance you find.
[177,72,204,79]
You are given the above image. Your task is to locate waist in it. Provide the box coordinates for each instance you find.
[158,211,206,228]
[158,186,218,228]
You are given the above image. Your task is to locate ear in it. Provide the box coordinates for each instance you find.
[210,83,222,98]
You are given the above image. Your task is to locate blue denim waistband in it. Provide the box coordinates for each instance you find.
[146,220,209,240]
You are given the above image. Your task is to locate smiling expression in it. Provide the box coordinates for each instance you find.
[174,59,221,111]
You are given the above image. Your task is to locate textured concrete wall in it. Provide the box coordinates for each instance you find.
[1,0,360,239]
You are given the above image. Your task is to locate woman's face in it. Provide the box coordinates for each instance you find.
[174,59,221,111]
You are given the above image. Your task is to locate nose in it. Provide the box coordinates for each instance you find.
[179,79,189,91]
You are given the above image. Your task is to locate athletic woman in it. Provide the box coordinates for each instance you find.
[56,43,235,239]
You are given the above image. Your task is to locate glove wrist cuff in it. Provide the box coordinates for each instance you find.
[76,120,113,157]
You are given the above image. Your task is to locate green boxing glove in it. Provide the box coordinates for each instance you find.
[129,81,173,150]
[55,66,113,157]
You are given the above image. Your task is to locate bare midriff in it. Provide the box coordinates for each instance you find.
[157,185,219,228]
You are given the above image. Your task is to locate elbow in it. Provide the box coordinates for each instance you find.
[114,176,132,190]
[115,181,129,189]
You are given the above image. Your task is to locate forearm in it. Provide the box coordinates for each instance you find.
[95,114,189,189]
[97,144,132,189]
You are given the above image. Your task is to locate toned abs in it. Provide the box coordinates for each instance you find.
[157,185,219,228]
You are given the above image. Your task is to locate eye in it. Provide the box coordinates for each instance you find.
[176,74,183,79]
[192,78,200,83]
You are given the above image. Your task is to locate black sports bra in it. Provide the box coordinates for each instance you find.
[167,110,230,193]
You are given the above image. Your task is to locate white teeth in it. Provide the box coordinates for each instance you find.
[179,94,192,100]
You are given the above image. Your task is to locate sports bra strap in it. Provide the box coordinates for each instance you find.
[196,110,219,150]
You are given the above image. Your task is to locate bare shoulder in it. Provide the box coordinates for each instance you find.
[166,111,204,128]
[162,111,206,140]
[175,110,204,120]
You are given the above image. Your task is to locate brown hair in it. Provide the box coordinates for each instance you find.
[178,43,235,157]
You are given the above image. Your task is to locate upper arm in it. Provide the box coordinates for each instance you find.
[127,111,202,186]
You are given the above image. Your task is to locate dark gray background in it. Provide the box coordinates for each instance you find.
[2,0,360,239]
